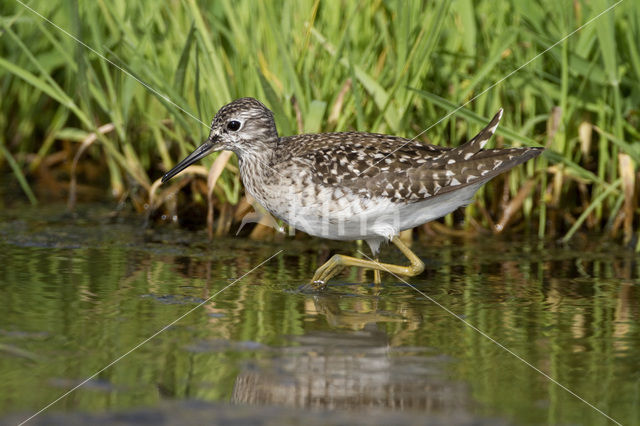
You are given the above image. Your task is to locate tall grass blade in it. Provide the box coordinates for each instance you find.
[0,139,38,205]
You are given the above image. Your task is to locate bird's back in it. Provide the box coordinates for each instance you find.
[271,110,543,204]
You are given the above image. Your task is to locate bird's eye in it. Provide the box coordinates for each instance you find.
[227,120,241,131]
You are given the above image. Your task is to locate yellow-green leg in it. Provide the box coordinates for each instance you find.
[310,236,424,290]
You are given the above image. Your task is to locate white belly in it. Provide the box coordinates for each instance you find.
[263,182,484,242]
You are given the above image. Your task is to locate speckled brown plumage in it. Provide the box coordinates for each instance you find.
[274,109,541,203]
[163,97,543,254]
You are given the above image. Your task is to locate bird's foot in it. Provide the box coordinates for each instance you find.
[311,255,344,284]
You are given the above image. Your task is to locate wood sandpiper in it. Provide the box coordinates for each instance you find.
[162,98,543,290]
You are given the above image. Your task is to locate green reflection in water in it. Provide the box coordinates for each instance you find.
[0,204,639,425]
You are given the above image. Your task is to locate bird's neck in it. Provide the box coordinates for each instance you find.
[236,140,279,203]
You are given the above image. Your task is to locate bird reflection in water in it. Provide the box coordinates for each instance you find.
[231,294,476,417]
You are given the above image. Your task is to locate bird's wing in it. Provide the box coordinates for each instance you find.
[276,110,542,203]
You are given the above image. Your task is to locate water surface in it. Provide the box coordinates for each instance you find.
[0,204,638,425]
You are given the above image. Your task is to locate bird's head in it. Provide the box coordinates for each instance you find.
[162,97,278,183]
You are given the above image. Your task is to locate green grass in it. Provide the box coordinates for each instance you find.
[0,0,638,243]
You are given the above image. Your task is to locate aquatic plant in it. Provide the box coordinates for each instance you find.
[0,0,638,245]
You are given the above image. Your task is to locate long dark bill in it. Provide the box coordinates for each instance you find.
[161,139,219,183]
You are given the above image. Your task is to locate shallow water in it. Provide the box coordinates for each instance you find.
[0,203,638,425]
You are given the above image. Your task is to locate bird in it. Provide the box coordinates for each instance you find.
[162,97,543,290]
